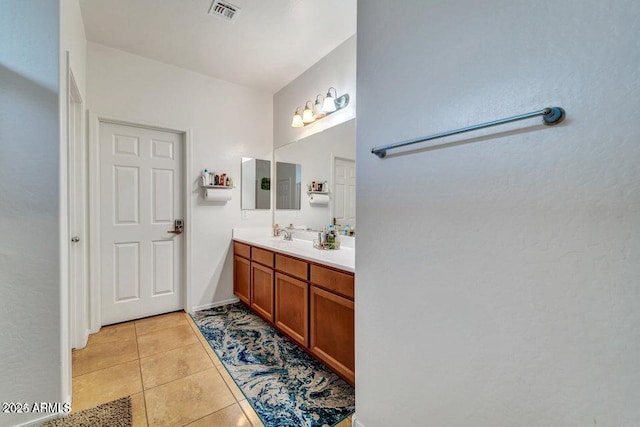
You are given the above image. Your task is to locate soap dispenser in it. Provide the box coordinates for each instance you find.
[201,169,210,186]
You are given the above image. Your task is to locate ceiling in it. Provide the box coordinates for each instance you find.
[79,0,357,93]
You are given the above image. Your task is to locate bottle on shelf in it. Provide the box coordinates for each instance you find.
[201,169,210,186]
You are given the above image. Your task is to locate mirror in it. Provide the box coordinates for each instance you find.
[275,161,302,209]
[274,119,355,231]
[241,157,271,210]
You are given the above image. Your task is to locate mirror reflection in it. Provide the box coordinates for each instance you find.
[275,162,302,210]
[274,119,355,231]
[241,157,271,210]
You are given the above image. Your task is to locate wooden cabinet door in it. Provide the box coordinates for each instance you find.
[275,273,309,347]
[233,255,250,305]
[251,262,274,322]
[310,286,355,384]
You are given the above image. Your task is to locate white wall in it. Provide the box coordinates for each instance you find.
[61,0,86,98]
[273,35,356,148]
[0,1,62,426]
[275,119,355,230]
[86,42,273,311]
[356,1,640,426]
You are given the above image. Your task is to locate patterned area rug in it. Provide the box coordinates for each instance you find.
[192,303,354,427]
[42,397,131,426]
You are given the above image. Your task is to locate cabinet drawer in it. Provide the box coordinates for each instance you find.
[233,241,251,259]
[275,254,308,281]
[310,265,354,300]
[251,247,274,268]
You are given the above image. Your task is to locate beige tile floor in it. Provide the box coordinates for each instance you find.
[71,311,353,427]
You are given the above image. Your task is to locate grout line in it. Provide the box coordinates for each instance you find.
[72,357,140,379]
[142,367,218,394]
[133,329,150,427]
[133,310,187,336]
[135,319,191,338]
[181,402,238,426]
[135,324,199,360]
[137,340,203,362]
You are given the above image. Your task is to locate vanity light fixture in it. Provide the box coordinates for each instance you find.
[302,101,315,123]
[290,87,350,127]
[291,108,304,128]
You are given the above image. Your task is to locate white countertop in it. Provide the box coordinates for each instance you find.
[232,228,355,273]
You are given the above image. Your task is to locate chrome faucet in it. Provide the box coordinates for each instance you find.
[282,229,293,241]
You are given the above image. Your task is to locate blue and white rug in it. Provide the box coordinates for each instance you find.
[192,303,355,427]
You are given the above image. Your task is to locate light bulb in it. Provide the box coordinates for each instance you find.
[323,89,337,113]
[291,108,304,127]
[302,106,315,123]
[314,97,326,118]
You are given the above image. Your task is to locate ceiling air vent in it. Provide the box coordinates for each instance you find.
[208,0,241,22]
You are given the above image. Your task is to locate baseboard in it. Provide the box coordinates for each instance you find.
[191,297,239,313]
[13,412,59,427]
[352,414,365,427]
[79,328,89,349]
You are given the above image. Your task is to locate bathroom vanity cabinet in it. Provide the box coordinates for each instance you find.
[232,239,355,384]
[232,243,251,305]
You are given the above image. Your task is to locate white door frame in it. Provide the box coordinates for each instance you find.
[67,65,88,350]
[88,113,193,332]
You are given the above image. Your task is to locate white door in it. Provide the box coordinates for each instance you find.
[277,178,291,209]
[99,122,183,325]
[333,158,356,228]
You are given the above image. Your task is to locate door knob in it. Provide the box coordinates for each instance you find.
[71,236,80,243]
[168,219,184,234]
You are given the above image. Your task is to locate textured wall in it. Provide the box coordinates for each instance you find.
[87,43,273,310]
[355,0,640,426]
[0,1,62,426]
